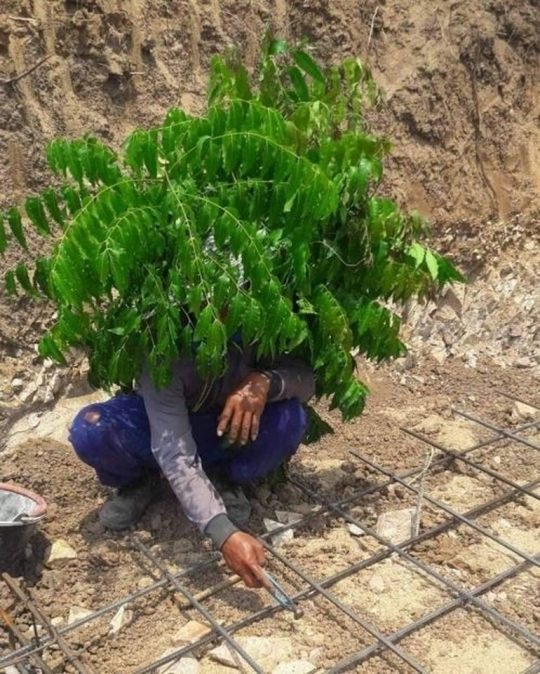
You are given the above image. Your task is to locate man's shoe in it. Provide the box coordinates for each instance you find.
[209,474,251,525]
[99,474,161,530]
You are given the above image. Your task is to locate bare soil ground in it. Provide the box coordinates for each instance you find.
[1,1,539,673]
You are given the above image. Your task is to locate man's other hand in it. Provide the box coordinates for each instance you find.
[217,372,270,445]
[220,531,268,587]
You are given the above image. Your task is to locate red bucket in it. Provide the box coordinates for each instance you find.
[0,482,47,574]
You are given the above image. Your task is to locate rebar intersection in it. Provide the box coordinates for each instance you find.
[2,393,539,673]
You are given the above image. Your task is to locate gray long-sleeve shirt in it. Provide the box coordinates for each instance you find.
[139,345,314,548]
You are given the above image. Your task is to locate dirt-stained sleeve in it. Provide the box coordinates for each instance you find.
[139,363,235,543]
[256,355,315,403]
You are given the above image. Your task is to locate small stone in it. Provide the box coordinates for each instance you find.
[264,518,294,546]
[109,605,133,634]
[171,620,212,647]
[368,574,386,592]
[275,510,303,526]
[46,539,78,566]
[20,383,38,403]
[272,661,314,674]
[68,606,93,624]
[209,636,293,670]
[49,373,63,395]
[514,357,532,368]
[431,346,447,364]
[346,523,365,537]
[376,509,415,544]
[158,650,199,674]
[28,412,42,429]
[11,378,24,392]
[51,616,64,627]
[512,401,537,421]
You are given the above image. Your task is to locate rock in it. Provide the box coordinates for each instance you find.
[513,356,532,368]
[431,346,447,364]
[275,510,303,526]
[28,412,42,429]
[209,636,294,670]
[109,605,133,634]
[158,650,199,674]
[68,606,93,625]
[171,620,212,647]
[436,304,459,323]
[272,661,314,674]
[51,616,64,627]
[512,401,537,421]
[394,353,416,372]
[46,539,78,566]
[346,523,365,537]
[20,383,38,403]
[264,518,294,546]
[49,372,63,395]
[11,377,24,392]
[376,508,415,544]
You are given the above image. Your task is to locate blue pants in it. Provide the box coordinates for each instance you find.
[69,394,307,487]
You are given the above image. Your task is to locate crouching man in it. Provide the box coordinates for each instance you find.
[68,347,314,587]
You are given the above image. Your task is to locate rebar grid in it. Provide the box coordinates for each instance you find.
[1,394,538,674]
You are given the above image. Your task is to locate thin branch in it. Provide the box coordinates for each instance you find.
[366,6,380,56]
[0,54,51,86]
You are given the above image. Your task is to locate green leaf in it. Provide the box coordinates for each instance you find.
[5,270,17,295]
[15,264,35,295]
[287,66,310,101]
[25,196,51,236]
[0,214,7,254]
[7,208,27,250]
[425,249,439,280]
[292,51,325,83]
[408,242,425,268]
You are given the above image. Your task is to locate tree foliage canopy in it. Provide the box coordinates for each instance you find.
[0,40,463,427]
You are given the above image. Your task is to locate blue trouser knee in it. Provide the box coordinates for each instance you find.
[69,394,307,487]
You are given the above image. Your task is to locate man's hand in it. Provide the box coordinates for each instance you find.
[220,531,268,587]
[217,372,270,445]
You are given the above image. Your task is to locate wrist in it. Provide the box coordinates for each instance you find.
[251,369,283,401]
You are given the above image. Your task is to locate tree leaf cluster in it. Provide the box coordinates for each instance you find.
[1,41,464,423]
